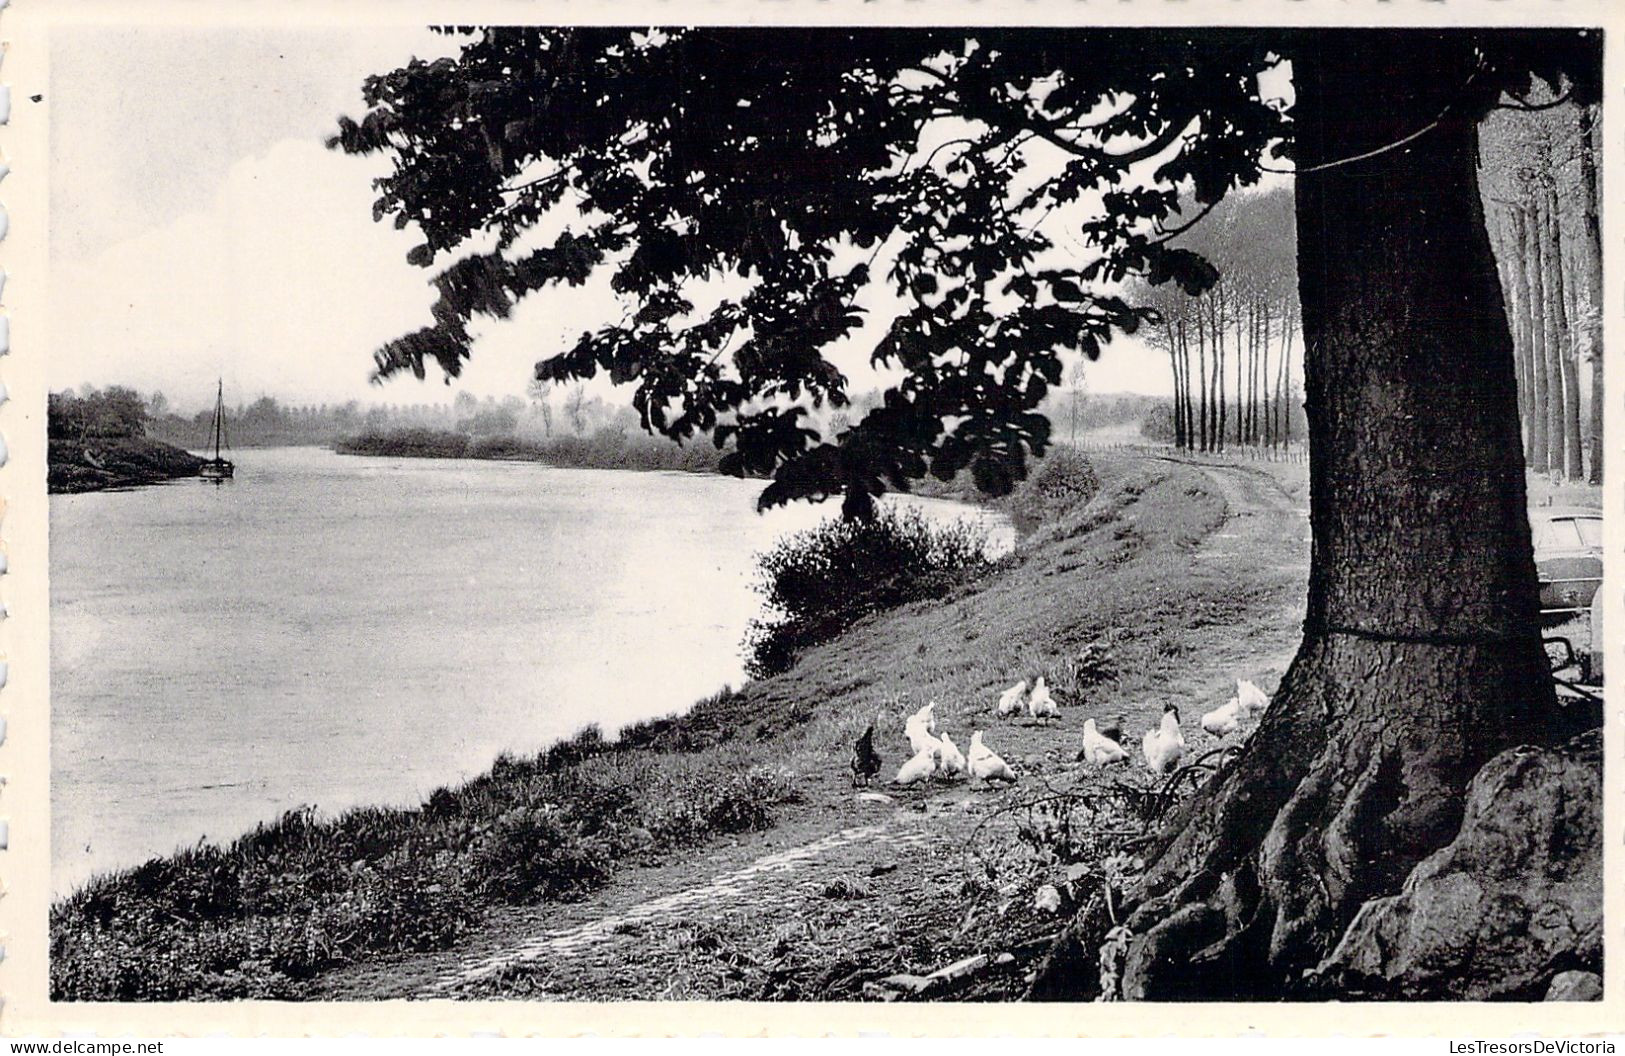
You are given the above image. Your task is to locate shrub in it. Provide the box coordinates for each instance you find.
[743,506,995,677]
[646,765,797,846]
[1008,447,1102,533]
[469,806,614,904]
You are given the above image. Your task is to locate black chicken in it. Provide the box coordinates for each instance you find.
[850,724,883,786]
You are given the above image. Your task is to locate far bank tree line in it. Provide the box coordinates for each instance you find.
[69,381,1171,465]
[1134,186,1305,454]
[1132,89,1604,479]
[1480,94,1603,485]
[134,386,615,449]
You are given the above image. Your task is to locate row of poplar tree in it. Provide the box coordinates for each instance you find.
[1480,94,1603,486]
[1137,186,1303,455]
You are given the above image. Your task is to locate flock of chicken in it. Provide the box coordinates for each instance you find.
[849,673,1272,788]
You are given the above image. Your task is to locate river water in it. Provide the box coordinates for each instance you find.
[50,447,1010,895]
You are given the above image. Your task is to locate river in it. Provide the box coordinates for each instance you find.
[50,447,1010,895]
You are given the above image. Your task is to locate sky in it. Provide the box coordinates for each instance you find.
[50,26,1201,415]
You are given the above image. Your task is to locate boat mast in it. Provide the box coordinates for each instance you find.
[213,379,224,460]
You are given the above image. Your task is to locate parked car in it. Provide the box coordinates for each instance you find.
[1530,506,1603,613]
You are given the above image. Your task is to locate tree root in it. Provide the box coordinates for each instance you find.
[1030,632,1577,1001]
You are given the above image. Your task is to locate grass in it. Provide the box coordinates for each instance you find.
[1527,470,1603,510]
[53,450,1244,1002]
[51,692,799,1001]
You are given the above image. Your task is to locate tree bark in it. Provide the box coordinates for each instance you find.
[1032,33,1559,1000]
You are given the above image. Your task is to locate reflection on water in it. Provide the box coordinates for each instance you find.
[51,447,1010,894]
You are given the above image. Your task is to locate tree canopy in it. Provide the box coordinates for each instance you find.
[333,28,1597,516]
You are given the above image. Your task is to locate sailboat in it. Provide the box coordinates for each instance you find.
[200,379,235,481]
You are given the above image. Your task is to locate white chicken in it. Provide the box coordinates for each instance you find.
[895,745,942,786]
[904,702,943,755]
[1027,676,1060,721]
[937,731,969,777]
[967,730,1016,781]
[995,680,1028,718]
[1141,705,1187,776]
[1200,696,1243,738]
[1078,718,1130,765]
[1237,679,1270,716]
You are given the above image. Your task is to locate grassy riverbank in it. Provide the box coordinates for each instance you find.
[53,451,1303,1002]
[48,437,205,494]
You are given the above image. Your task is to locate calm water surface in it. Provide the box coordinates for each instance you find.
[51,447,1009,894]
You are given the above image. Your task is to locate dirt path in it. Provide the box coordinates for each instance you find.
[424,822,930,996]
[316,456,1311,1001]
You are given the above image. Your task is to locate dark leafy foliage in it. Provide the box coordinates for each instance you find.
[333,28,1599,514]
[1007,447,1102,534]
[49,387,149,440]
[744,506,994,677]
[332,29,1294,512]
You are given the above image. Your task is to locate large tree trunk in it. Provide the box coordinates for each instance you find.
[1505,208,1536,449]
[1176,326,1189,445]
[1214,295,1227,453]
[1538,187,1579,480]
[1197,315,1210,451]
[1031,33,1560,1001]
[1577,103,1603,485]
[1251,305,1262,445]
[1243,304,1253,445]
[1236,298,1246,447]
[1178,320,1193,449]
[1547,188,1584,480]
[1523,195,1551,471]
[1489,209,1527,443]
[1535,193,1566,479]
[1254,302,1267,445]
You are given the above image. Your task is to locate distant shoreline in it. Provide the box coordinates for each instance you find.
[333,427,724,475]
[47,437,206,495]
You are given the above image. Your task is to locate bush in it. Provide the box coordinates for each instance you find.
[646,765,797,846]
[1138,400,1177,443]
[1008,448,1101,533]
[744,506,994,677]
[469,806,614,904]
